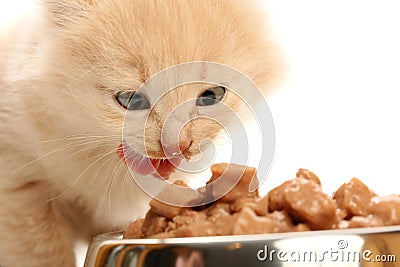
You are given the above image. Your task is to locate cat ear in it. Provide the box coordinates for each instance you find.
[46,0,94,28]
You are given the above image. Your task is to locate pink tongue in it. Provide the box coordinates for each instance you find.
[129,156,156,176]
[132,157,182,178]
[118,144,182,178]
[156,158,182,178]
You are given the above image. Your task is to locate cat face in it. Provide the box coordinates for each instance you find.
[43,0,281,178]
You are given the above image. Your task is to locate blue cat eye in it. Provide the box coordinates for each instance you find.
[196,86,226,106]
[115,91,150,110]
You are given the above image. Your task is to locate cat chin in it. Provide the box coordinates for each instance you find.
[117,142,182,179]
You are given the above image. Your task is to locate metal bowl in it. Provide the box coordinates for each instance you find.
[84,226,400,267]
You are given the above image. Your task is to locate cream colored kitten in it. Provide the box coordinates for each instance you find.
[0,0,281,266]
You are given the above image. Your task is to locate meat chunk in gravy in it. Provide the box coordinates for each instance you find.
[124,164,400,239]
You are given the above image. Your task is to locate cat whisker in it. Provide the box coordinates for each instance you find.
[58,140,118,163]
[123,149,147,163]
[20,140,106,170]
[107,157,126,217]
[18,137,119,171]
[90,155,120,210]
[96,155,122,211]
[121,168,132,202]
[45,146,120,203]
[18,139,99,171]
[29,134,122,145]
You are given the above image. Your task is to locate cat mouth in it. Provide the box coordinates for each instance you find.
[117,142,182,179]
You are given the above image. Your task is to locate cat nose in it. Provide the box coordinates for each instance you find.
[179,139,192,157]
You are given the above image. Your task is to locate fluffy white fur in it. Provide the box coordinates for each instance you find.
[0,0,282,266]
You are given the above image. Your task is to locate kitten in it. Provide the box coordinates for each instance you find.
[0,0,282,266]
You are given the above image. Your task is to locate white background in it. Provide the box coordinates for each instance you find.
[258,0,400,195]
[2,1,400,266]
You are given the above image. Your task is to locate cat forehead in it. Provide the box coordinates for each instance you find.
[58,0,265,67]
[145,83,208,102]
[52,0,278,95]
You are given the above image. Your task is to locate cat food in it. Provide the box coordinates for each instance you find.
[123,164,400,239]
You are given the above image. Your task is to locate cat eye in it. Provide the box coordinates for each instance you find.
[196,86,226,106]
[115,91,150,110]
